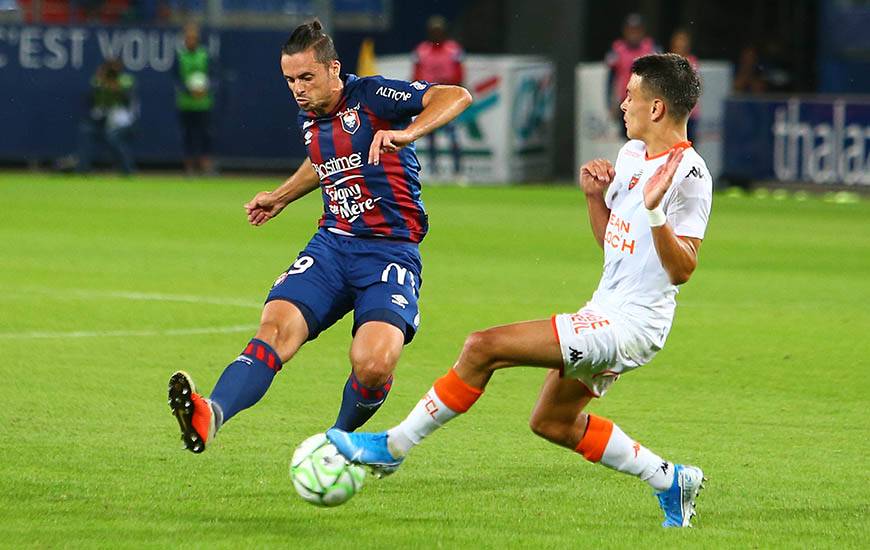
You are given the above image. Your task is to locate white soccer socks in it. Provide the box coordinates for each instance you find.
[387,368,483,457]
[576,414,673,491]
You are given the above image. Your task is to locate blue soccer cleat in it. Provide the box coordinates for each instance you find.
[326,428,404,478]
[656,464,706,527]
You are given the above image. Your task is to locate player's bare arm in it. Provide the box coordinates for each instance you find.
[368,84,472,165]
[579,158,615,248]
[643,148,702,285]
[245,158,320,226]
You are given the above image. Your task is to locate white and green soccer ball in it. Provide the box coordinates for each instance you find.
[291,433,365,507]
[186,72,209,93]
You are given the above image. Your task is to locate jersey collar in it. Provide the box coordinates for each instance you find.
[645,140,692,161]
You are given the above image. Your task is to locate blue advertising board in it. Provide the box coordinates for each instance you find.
[0,24,305,165]
[723,96,870,186]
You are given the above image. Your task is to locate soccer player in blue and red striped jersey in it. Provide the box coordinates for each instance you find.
[168,19,471,453]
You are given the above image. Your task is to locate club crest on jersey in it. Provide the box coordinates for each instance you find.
[628,170,643,190]
[340,109,360,134]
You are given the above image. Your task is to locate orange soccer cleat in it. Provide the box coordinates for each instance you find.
[168,371,216,453]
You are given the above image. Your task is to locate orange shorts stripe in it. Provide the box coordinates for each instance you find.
[574,414,613,463]
[433,368,483,413]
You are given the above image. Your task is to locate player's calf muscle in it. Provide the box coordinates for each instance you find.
[255,304,308,361]
[528,416,583,448]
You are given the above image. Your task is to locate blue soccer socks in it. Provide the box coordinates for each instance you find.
[209,339,283,427]
[333,371,393,432]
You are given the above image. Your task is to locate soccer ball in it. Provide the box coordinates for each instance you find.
[290,433,365,507]
[186,72,209,93]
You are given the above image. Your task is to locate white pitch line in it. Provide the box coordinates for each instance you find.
[0,324,258,340]
[7,288,263,310]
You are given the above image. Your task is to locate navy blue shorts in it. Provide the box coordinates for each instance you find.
[266,229,423,344]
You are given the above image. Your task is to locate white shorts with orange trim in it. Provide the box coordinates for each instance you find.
[552,302,659,397]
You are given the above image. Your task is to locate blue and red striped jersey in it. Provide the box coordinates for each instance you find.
[299,74,432,243]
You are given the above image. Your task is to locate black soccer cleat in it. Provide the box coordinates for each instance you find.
[168,371,215,453]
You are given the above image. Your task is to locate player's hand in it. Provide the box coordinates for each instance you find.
[244,191,288,226]
[579,158,615,196]
[368,129,415,166]
[643,148,684,209]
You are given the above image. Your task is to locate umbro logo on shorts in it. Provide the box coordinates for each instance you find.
[391,294,409,308]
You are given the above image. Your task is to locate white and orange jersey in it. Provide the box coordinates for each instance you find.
[591,139,712,348]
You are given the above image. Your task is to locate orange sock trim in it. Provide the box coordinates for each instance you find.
[574,414,613,463]
[432,368,483,413]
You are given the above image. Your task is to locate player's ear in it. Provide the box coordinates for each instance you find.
[330,60,341,78]
[651,98,667,122]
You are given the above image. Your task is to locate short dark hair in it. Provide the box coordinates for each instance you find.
[631,53,700,120]
[281,19,338,64]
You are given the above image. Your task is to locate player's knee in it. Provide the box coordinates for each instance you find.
[460,330,498,372]
[255,320,281,347]
[349,348,397,387]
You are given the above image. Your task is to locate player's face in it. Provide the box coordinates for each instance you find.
[621,74,654,139]
[281,49,341,114]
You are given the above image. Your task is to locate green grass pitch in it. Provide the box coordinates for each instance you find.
[1,173,868,548]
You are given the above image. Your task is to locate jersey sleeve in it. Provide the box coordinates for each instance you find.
[664,162,713,239]
[361,76,432,120]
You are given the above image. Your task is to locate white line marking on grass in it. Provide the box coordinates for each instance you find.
[0,324,258,339]
[8,288,263,309]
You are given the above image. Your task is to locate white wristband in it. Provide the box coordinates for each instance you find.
[647,205,667,227]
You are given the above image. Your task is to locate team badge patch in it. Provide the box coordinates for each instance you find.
[628,170,643,190]
[340,109,361,134]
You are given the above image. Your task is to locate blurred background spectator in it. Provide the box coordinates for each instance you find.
[732,45,767,94]
[57,58,137,175]
[175,21,216,176]
[605,13,659,122]
[412,14,464,177]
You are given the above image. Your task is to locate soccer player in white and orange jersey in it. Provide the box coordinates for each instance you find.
[328,53,712,528]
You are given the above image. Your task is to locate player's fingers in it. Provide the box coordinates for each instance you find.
[368,133,380,164]
[245,192,269,211]
[666,150,683,175]
[380,134,396,153]
[369,133,384,165]
[591,160,609,181]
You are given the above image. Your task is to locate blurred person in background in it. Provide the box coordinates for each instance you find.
[606,13,659,123]
[668,28,700,142]
[412,15,465,177]
[732,45,767,94]
[67,58,137,175]
[175,22,215,176]
[733,41,793,94]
